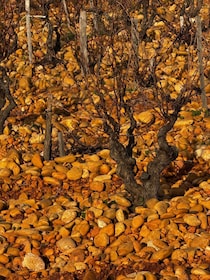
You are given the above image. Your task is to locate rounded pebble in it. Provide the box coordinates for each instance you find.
[22,253,45,272]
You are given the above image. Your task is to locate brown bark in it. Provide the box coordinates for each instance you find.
[196,15,207,110]
[0,67,16,134]
[79,10,89,75]
[140,116,178,200]
[105,93,189,207]
[44,94,52,161]
[108,133,144,206]
[58,131,65,156]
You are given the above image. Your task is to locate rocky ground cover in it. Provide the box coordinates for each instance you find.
[0,0,210,279]
[0,115,210,279]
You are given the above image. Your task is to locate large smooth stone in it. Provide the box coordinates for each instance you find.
[67,166,83,180]
[183,214,201,227]
[22,253,45,272]
[56,237,76,252]
[117,240,134,256]
[94,232,109,247]
[151,246,173,260]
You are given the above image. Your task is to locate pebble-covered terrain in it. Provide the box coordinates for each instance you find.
[0,146,210,280]
[0,0,209,279]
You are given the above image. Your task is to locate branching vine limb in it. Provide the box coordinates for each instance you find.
[141,93,190,200]
[94,85,144,207]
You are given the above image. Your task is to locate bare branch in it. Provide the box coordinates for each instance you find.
[0,67,16,134]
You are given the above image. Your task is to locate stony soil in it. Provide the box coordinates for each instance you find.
[0,147,210,280]
[0,1,209,279]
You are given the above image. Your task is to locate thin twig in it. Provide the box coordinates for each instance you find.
[62,0,75,34]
